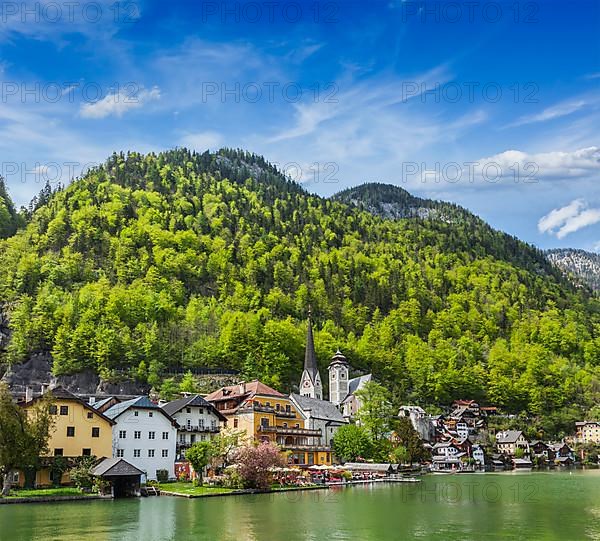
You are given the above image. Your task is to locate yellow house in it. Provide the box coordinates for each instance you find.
[20,387,115,486]
[206,380,332,466]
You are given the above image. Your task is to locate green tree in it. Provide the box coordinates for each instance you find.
[0,384,54,496]
[179,371,198,394]
[185,441,213,486]
[332,424,372,462]
[390,417,428,464]
[355,381,395,442]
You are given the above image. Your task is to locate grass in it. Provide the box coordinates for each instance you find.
[158,483,237,496]
[5,487,90,499]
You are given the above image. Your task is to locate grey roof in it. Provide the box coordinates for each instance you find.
[104,396,176,425]
[161,394,227,421]
[496,430,525,444]
[92,397,114,410]
[91,458,144,477]
[290,394,347,423]
[343,374,372,401]
[303,313,319,382]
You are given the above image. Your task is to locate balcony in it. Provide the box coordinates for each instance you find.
[238,403,297,418]
[257,426,321,437]
[179,425,220,433]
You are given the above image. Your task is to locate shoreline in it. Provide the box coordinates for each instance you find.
[0,494,108,505]
[160,485,329,499]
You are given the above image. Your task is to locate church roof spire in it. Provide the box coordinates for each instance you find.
[304,308,319,381]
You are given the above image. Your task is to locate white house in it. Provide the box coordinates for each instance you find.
[160,395,227,460]
[432,442,460,457]
[104,396,178,481]
[472,444,485,467]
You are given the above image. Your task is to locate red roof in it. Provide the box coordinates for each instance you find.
[205,380,285,402]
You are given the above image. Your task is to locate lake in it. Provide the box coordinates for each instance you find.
[2,470,599,541]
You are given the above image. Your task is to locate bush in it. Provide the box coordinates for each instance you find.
[156,470,169,483]
[69,457,95,490]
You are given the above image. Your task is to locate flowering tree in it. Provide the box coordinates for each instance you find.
[233,441,286,490]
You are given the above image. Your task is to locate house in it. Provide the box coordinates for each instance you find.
[549,442,574,459]
[160,395,227,460]
[104,396,178,481]
[20,386,115,487]
[289,393,348,453]
[555,456,574,467]
[575,421,600,444]
[91,458,144,498]
[432,442,460,457]
[512,457,533,469]
[472,445,485,468]
[206,380,331,466]
[496,430,529,456]
[530,440,555,461]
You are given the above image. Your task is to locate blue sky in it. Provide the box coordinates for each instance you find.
[0,0,599,250]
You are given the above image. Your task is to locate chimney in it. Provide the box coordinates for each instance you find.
[88,396,96,406]
[25,386,33,402]
[41,384,49,395]
[238,381,246,395]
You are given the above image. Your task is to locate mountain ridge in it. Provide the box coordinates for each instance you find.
[0,148,598,436]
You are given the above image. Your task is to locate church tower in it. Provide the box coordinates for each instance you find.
[299,311,322,400]
[328,350,349,406]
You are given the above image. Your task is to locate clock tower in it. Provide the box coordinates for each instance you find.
[299,310,322,400]
[328,350,349,406]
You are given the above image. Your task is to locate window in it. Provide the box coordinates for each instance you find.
[54,448,63,456]
[133,449,141,458]
[148,431,155,440]
[199,419,204,429]
[87,412,94,419]
[148,449,155,458]
[283,423,288,428]
[148,412,153,418]
[92,427,100,438]
[276,404,280,411]
[60,405,69,415]
[66,426,75,437]
[233,419,239,428]
[199,408,203,415]
[9,471,19,484]
[162,432,169,440]
[116,449,124,458]
[285,405,291,412]
[162,449,168,458]
[186,407,191,414]
[82,448,91,456]
[295,423,300,428]
[134,411,139,417]
[211,420,216,430]
[261,418,269,428]
[187,419,192,429]
[134,431,141,439]
[119,430,126,439]
[49,405,57,415]
[265,402,271,407]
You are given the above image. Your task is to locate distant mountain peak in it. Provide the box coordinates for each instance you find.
[546,248,600,292]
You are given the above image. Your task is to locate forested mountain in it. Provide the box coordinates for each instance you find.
[547,248,600,292]
[0,149,599,436]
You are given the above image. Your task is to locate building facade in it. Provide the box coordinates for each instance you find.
[161,394,227,460]
[104,397,178,481]
[206,380,332,466]
[20,387,115,486]
[299,312,323,400]
[575,421,600,444]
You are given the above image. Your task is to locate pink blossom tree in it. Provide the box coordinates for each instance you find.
[233,441,286,490]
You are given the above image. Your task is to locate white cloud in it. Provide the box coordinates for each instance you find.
[538,199,600,239]
[80,87,160,119]
[506,98,589,128]
[179,131,223,151]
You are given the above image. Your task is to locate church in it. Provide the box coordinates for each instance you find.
[297,312,372,420]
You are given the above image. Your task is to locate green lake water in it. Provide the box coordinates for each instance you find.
[1,470,599,541]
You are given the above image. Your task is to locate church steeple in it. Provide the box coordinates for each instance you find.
[299,308,322,400]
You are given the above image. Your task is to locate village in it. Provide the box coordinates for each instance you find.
[2,316,599,501]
